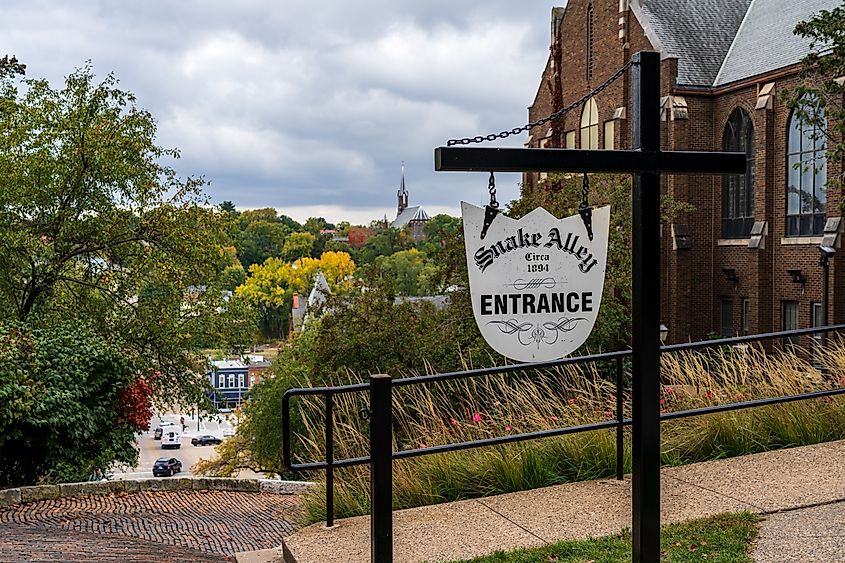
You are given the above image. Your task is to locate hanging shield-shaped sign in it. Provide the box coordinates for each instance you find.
[462,202,610,362]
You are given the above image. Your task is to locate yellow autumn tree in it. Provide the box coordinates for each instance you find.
[235,257,292,307]
[236,251,356,307]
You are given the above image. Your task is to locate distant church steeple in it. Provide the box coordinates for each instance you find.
[397,162,409,217]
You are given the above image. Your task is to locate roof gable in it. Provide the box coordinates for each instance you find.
[391,206,430,229]
[714,0,840,87]
[636,0,753,86]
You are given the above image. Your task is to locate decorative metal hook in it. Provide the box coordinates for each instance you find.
[480,171,500,240]
[579,173,593,241]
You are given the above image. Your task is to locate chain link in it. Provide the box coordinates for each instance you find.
[447,60,635,146]
[488,171,499,208]
[581,173,590,209]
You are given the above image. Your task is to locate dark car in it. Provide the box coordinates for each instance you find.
[191,435,223,446]
[152,457,182,477]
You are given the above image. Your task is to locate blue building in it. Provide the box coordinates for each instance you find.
[207,357,272,410]
[207,359,248,410]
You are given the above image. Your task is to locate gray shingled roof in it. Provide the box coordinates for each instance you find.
[714,0,839,87]
[391,206,430,229]
[637,0,752,87]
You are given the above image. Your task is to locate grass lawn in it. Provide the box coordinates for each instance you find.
[451,512,759,563]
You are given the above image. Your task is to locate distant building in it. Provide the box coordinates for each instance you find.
[207,356,271,410]
[290,272,332,333]
[390,163,430,240]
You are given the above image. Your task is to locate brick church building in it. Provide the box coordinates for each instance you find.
[524,0,842,343]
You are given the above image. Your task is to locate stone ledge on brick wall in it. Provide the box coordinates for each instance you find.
[0,477,314,508]
[19,485,61,503]
[0,488,22,508]
[260,479,315,495]
[137,477,194,492]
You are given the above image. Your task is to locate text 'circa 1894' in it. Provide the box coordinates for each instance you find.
[462,202,610,362]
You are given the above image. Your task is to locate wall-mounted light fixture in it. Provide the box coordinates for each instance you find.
[786,268,807,285]
[659,323,669,344]
[721,267,739,287]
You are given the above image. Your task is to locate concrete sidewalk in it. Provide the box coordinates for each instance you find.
[267,440,845,563]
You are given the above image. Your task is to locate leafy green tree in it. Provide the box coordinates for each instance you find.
[0,324,148,486]
[0,55,25,78]
[303,216,330,235]
[377,248,428,296]
[335,221,351,236]
[282,231,316,262]
[357,228,414,264]
[219,200,237,214]
[232,208,292,267]
[324,238,355,257]
[279,214,302,232]
[0,64,252,406]
[422,214,462,245]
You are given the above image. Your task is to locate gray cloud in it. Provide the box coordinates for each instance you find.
[3,0,562,222]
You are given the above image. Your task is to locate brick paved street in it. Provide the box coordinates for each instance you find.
[0,490,302,562]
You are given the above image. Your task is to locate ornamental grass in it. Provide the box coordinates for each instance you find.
[291,337,845,524]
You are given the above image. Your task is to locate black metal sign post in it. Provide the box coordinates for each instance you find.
[435,51,744,563]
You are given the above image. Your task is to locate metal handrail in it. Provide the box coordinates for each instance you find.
[282,323,845,527]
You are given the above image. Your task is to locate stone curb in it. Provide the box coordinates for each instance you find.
[0,478,314,508]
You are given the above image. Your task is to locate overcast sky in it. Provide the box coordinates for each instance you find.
[3,1,562,224]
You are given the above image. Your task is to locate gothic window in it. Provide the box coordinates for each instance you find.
[586,4,594,83]
[786,96,827,236]
[721,108,755,238]
[580,98,599,149]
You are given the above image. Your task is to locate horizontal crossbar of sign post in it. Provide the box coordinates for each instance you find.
[434,147,746,175]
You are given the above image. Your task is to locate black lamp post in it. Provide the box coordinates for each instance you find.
[820,245,836,349]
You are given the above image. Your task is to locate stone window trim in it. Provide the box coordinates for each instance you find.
[717,238,749,246]
[755,82,775,111]
[779,236,824,245]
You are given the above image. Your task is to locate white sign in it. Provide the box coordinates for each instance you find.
[462,202,610,362]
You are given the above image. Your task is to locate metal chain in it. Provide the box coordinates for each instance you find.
[447,60,636,146]
[581,173,590,209]
[488,171,499,208]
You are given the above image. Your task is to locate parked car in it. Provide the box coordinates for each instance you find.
[152,457,182,477]
[153,421,176,440]
[191,435,222,446]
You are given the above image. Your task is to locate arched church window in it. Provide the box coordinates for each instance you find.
[721,108,755,238]
[786,96,827,236]
[580,97,599,149]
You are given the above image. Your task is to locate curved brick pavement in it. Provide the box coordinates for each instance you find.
[0,490,301,562]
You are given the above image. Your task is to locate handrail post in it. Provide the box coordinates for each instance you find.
[370,374,393,562]
[282,392,291,469]
[325,393,335,527]
[616,357,624,481]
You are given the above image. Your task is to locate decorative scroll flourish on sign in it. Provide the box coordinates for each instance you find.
[507,278,558,291]
[462,203,610,362]
[488,317,587,348]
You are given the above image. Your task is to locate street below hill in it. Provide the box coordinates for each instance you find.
[110,412,236,480]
